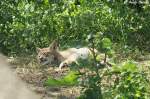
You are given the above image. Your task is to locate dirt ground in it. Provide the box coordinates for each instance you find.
[6,55,150,99]
[7,56,80,99]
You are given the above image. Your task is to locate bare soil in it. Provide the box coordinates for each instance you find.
[8,56,80,99]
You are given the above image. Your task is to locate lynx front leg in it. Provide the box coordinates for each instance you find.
[58,55,78,70]
[59,62,68,70]
[55,61,68,72]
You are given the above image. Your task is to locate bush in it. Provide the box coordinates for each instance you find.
[105,61,150,99]
[1,0,150,55]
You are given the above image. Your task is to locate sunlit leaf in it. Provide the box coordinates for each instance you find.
[45,71,79,86]
[102,38,112,49]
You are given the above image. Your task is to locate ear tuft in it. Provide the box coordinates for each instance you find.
[49,40,59,51]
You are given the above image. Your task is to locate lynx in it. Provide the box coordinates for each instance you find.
[37,40,100,70]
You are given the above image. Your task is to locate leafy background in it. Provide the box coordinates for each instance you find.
[1,0,150,56]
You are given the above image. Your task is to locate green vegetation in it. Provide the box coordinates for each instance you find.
[1,0,150,99]
[109,61,149,99]
[1,0,150,55]
[45,71,79,86]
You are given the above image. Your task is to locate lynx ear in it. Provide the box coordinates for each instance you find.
[36,47,41,53]
[49,40,59,51]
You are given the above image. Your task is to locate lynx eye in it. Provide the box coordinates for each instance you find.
[44,52,50,57]
[45,54,49,57]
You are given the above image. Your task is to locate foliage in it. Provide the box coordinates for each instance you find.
[1,0,150,55]
[78,75,102,99]
[78,33,104,99]
[105,61,150,99]
[45,71,79,86]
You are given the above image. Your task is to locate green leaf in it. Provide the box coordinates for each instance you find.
[121,61,138,72]
[44,76,63,87]
[135,91,141,97]
[107,49,115,57]
[111,65,121,73]
[45,71,79,86]
[62,71,79,85]
[102,38,112,49]
[44,0,49,5]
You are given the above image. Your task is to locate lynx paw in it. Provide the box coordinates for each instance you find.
[59,62,68,69]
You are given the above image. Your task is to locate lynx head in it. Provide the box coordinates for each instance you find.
[36,40,59,65]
